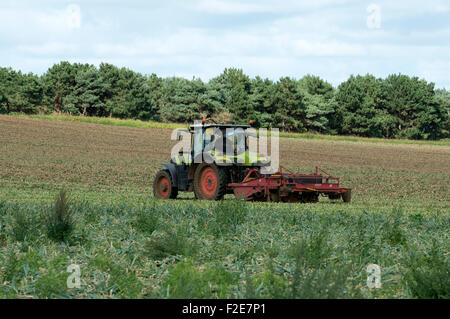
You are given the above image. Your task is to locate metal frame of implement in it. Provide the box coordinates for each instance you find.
[229,166,351,202]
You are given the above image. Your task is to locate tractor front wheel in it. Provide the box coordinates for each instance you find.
[194,164,226,201]
[153,170,178,199]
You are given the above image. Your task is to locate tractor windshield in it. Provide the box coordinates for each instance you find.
[195,126,256,158]
[224,129,249,155]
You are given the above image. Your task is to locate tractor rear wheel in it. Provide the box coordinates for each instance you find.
[153,170,178,199]
[194,163,226,201]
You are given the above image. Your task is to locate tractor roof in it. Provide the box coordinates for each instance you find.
[190,124,251,130]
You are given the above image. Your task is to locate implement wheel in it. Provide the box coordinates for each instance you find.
[342,190,352,203]
[301,192,319,203]
[194,163,226,201]
[153,170,178,199]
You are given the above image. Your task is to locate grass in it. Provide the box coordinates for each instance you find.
[11,113,187,130]
[0,114,448,298]
[278,131,450,146]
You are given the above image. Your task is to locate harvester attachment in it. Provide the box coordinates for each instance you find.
[228,166,351,203]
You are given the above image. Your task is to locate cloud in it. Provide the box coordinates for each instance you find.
[66,4,82,30]
[195,0,271,14]
[0,4,83,43]
[194,0,355,14]
[17,42,79,55]
[0,0,449,89]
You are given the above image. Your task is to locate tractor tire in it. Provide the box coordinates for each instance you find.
[342,190,352,203]
[193,163,227,201]
[153,170,178,200]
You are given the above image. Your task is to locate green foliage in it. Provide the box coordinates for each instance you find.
[335,74,385,137]
[144,225,197,260]
[2,251,20,283]
[336,74,448,139]
[288,228,360,299]
[34,268,68,298]
[11,209,37,242]
[211,199,248,236]
[269,77,306,132]
[132,206,159,234]
[159,77,206,122]
[0,67,42,114]
[299,75,336,133]
[403,241,450,299]
[383,208,407,246]
[0,198,447,298]
[89,252,143,298]
[1,62,448,140]
[0,222,6,247]
[210,68,253,123]
[42,61,88,112]
[162,260,237,298]
[249,256,289,298]
[45,189,75,243]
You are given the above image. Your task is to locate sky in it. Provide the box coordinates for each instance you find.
[1,0,449,88]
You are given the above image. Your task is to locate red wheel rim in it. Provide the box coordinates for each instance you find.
[156,176,170,198]
[201,167,217,196]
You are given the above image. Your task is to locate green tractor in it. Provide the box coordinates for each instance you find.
[153,123,269,201]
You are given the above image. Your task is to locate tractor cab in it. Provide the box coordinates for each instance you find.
[190,124,253,158]
[181,124,269,167]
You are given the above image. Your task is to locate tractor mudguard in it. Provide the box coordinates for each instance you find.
[162,163,178,186]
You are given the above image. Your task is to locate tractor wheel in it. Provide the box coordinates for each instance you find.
[153,170,178,200]
[342,190,352,203]
[193,163,226,201]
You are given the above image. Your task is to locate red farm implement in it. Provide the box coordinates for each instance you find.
[229,166,351,203]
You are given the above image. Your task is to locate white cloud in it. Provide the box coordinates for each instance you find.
[194,0,354,14]
[195,0,271,14]
[0,0,449,89]
[66,4,82,30]
[418,61,450,86]
[18,42,79,55]
[0,4,82,40]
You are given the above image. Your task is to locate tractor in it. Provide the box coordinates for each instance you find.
[153,121,351,203]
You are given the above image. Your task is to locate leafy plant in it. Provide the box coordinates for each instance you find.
[288,228,360,299]
[144,226,197,260]
[383,207,406,246]
[2,251,20,283]
[45,189,75,243]
[211,199,248,236]
[162,260,237,298]
[11,210,36,242]
[403,241,450,299]
[133,207,158,234]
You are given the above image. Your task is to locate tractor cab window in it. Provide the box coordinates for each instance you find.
[203,129,215,151]
[224,129,247,156]
[203,128,223,153]
[193,130,203,158]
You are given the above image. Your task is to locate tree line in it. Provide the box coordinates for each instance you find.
[1,61,449,140]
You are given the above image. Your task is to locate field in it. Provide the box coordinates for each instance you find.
[0,115,449,298]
